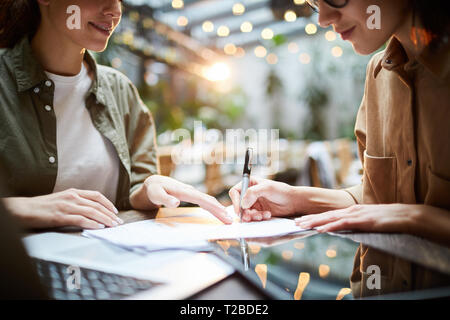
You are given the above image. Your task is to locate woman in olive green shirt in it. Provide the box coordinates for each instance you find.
[0,0,232,229]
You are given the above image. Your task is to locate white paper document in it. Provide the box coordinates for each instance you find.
[82,206,307,252]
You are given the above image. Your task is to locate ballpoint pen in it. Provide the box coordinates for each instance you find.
[238,148,253,270]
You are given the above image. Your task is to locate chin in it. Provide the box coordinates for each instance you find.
[85,40,109,53]
[351,41,380,56]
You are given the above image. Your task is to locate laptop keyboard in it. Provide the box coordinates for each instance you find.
[32,258,159,300]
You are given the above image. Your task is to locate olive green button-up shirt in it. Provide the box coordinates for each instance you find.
[0,37,159,209]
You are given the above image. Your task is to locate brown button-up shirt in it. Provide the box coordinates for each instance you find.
[345,37,450,297]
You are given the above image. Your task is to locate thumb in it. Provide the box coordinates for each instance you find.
[241,184,270,209]
[147,186,180,208]
[163,195,181,208]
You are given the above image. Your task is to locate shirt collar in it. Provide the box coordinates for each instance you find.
[84,50,108,106]
[4,36,47,92]
[5,36,107,105]
[374,36,450,80]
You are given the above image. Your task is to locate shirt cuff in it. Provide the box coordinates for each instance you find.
[343,184,363,204]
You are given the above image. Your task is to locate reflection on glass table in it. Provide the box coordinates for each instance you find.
[212,231,359,300]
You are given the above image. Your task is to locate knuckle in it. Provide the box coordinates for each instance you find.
[50,213,65,226]
[84,208,98,218]
[93,191,102,200]
[65,191,79,201]
[70,215,84,226]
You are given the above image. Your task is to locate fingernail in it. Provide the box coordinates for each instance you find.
[98,223,105,229]
[299,222,310,229]
[116,217,124,224]
[316,226,325,232]
[171,199,180,207]
[112,221,118,227]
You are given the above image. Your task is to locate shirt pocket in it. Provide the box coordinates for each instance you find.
[362,150,397,204]
[424,166,450,210]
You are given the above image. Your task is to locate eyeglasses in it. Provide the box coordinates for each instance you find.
[306,0,349,12]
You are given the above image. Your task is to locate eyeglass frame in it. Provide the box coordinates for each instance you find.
[306,0,349,12]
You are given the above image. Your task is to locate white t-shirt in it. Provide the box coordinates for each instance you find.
[45,62,120,203]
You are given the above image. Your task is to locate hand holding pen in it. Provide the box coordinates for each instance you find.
[229,176,299,222]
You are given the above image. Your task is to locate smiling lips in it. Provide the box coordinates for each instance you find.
[337,26,356,40]
[89,21,113,35]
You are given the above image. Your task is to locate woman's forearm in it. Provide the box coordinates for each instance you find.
[413,205,450,246]
[292,186,356,215]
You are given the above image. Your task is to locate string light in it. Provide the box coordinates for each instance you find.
[319,264,330,278]
[305,23,317,35]
[224,43,237,55]
[254,46,267,58]
[172,0,184,9]
[177,16,188,27]
[326,249,337,258]
[261,28,274,40]
[217,25,230,37]
[232,3,245,15]
[202,21,214,33]
[331,46,343,57]
[266,53,278,65]
[240,21,253,33]
[299,53,311,64]
[284,10,297,22]
[325,30,337,41]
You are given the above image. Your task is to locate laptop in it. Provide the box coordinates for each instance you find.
[0,201,234,300]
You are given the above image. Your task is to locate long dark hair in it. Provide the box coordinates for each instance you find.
[410,0,450,49]
[0,0,41,48]
[0,0,449,49]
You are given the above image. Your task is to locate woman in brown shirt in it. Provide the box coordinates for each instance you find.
[229,0,450,296]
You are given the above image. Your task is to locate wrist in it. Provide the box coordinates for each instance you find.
[291,187,355,214]
[129,182,160,211]
[2,197,35,228]
[406,204,428,235]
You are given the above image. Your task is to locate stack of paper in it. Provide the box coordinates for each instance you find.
[82,206,307,252]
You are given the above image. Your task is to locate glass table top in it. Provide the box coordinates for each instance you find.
[211,231,360,300]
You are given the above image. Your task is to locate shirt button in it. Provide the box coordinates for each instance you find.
[33,87,40,94]
[44,105,52,111]
[45,80,52,87]
[48,156,56,164]
[407,159,413,166]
